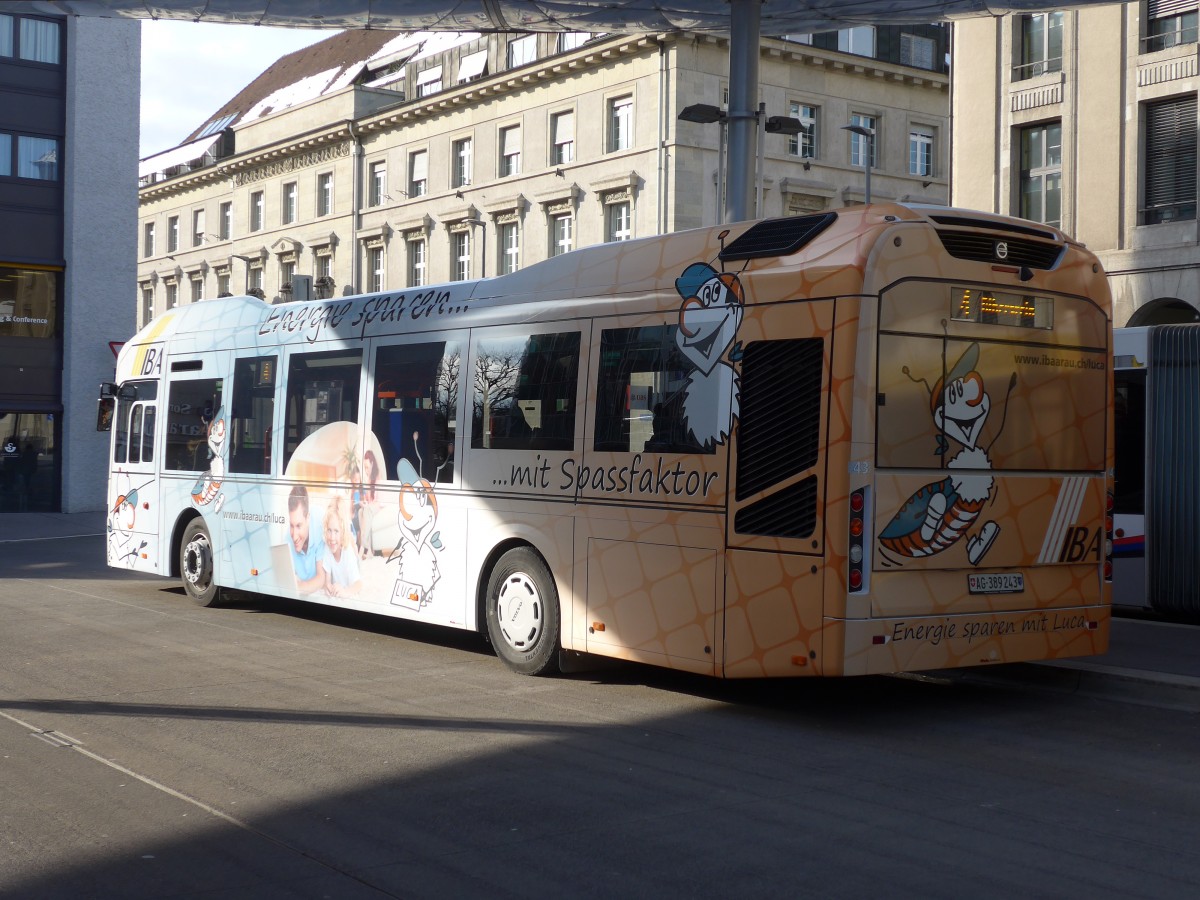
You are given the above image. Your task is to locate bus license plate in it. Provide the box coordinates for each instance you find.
[967,573,1024,594]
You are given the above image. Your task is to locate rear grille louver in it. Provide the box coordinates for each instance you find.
[734,338,823,539]
[936,230,1064,270]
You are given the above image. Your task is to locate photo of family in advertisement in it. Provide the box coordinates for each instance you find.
[279,421,448,614]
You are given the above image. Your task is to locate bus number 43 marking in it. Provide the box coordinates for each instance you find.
[1058,526,1102,563]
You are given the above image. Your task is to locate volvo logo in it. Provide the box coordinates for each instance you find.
[995,241,1010,260]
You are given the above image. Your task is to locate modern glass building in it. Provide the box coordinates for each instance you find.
[0,11,137,512]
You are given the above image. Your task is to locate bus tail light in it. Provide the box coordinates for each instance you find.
[849,487,870,594]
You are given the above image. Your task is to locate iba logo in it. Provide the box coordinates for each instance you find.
[1058,526,1102,563]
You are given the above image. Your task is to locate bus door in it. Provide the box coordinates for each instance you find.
[106,379,160,572]
[722,296,841,677]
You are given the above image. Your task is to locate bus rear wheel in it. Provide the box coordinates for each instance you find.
[180,518,221,607]
[485,547,560,676]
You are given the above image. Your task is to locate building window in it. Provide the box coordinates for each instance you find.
[558,32,591,52]
[217,272,230,296]
[409,150,428,197]
[141,286,153,325]
[192,209,205,247]
[850,114,877,167]
[282,182,297,224]
[219,201,232,240]
[416,65,442,98]
[1016,12,1063,80]
[408,238,426,286]
[788,103,817,159]
[900,32,937,70]
[317,172,333,217]
[1143,94,1198,224]
[280,260,295,296]
[1146,1,1198,52]
[499,221,520,274]
[190,276,203,303]
[608,96,633,152]
[5,16,61,64]
[507,34,537,68]
[605,201,631,242]
[1019,121,1062,228]
[452,138,473,188]
[248,266,263,293]
[250,191,264,232]
[551,111,574,165]
[143,222,155,258]
[0,132,8,175]
[909,127,934,176]
[14,135,57,180]
[550,213,573,256]
[368,161,386,206]
[167,216,179,253]
[316,253,332,282]
[166,282,178,310]
[452,231,471,281]
[367,247,384,293]
[838,26,876,57]
[500,126,521,177]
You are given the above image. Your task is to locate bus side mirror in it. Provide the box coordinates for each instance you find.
[96,397,115,432]
[99,382,118,398]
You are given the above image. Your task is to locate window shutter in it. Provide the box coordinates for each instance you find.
[1145,94,1197,210]
[1149,1,1197,20]
[503,126,521,156]
[411,151,427,181]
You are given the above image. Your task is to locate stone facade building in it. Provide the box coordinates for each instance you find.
[952,2,1200,327]
[138,25,949,325]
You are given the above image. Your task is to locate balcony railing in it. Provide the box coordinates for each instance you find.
[1012,57,1062,81]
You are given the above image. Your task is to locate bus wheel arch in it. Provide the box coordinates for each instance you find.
[479,542,561,676]
[179,515,221,607]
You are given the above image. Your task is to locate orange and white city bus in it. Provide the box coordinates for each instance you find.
[99,203,1113,677]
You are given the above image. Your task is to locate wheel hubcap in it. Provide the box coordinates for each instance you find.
[183,534,211,590]
[496,572,542,651]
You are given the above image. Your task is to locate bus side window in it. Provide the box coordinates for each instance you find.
[594,325,709,455]
[283,350,362,471]
[113,398,131,464]
[164,379,224,471]
[1114,370,1146,516]
[229,356,277,476]
[128,405,144,464]
[141,405,156,463]
[371,341,460,484]
[471,331,580,451]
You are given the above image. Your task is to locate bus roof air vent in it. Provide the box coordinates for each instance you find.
[719,212,837,261]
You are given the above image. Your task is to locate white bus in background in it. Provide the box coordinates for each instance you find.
[1113,325,1200,618]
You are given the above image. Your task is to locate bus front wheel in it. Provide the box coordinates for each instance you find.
[180,518,220,607]
[485,548,560,676]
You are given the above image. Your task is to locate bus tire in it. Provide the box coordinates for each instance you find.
[180,517,221,607]
[485,547,560,676]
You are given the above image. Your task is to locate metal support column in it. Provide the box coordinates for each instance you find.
[724,0,761,224]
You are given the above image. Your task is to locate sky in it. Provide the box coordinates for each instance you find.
[139,20,337,159]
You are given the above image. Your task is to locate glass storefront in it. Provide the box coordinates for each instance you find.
[0,265,62,511]
[0,411,58,511]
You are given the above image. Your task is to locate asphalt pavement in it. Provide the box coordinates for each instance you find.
[3,511,1197,710]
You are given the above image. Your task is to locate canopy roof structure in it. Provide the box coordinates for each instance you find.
[15,1,1115,34]
[18,0,1115,220]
